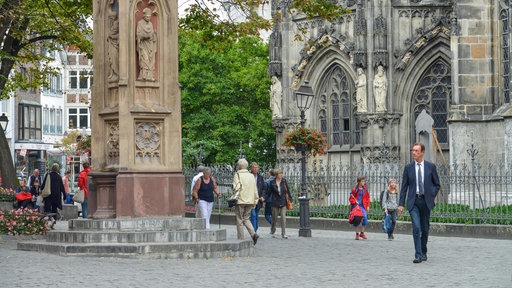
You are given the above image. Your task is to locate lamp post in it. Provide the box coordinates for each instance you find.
[0,113,8,132]
[295,80,314,237]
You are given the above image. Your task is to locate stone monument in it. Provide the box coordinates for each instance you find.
[91,0,184,218]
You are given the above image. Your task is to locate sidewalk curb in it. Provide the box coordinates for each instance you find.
[190,212,512,240]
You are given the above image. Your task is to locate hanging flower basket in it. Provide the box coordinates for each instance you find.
[282,127,328,156]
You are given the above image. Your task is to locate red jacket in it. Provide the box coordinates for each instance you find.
[78,167,91,198]
[349,184,370,210]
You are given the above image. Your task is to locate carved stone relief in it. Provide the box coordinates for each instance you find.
[373,65,388,112]
[355,68,368,113]
[361,145,400,163]
[136,3,157,81]
[106,121,120,166]
[359,113,401,129]
[135,121,162,164]
[107,0,119,82]
[270,76,282,119]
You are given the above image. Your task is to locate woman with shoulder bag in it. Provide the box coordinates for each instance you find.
[192,167,221,229]
[40,163,66,227]
[262,169,292,239]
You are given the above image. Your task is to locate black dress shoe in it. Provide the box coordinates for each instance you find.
[413,258,422,263]
[421,255,427,262]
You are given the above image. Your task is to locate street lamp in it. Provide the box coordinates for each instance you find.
[0,113,8,132]
[295,80,314,237]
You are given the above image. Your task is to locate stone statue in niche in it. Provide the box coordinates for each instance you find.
[107,0,119,81]
[374,65,387,112]
[270,76,282,119]
[136,7,157,81]
[355,67,367,112]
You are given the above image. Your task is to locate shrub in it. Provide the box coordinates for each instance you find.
[0,187,15,202]
[0,208,49,235]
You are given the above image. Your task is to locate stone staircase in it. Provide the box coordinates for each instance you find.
[17,217,254,259]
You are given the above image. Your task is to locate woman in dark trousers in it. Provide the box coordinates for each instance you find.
[263,169,292,239]
[41,163,65,226]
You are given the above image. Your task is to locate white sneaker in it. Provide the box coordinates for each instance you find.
[282,235,288,239]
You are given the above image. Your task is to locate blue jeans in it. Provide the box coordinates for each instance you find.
[250,207,260,232]
[409,196,431,259]
[81,198,89,219]
[264,202,272,224]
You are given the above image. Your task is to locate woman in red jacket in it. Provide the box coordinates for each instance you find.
[349,176,371,240]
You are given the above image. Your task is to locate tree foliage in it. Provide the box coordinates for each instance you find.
[179,0,348,45]
[179,28,275,165]
[0,0,92,98]
[0,0,92,189]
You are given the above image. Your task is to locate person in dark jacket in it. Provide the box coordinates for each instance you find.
[41,163,65,225]
[263,169,292,239]
[262,169,275,224]
[249,162,265,232]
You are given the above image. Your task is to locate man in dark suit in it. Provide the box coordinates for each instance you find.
[398,142,440,263]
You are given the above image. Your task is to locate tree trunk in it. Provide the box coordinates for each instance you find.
[0,130,18,189]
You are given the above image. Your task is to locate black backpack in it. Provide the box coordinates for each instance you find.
[379,190,388,209]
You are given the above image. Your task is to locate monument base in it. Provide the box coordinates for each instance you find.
[89,172,118,219]
[116,172,185,217]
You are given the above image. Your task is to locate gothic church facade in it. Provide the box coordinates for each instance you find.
[270,0,512,165]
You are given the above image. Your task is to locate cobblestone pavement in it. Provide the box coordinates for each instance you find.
[1,221,511,288]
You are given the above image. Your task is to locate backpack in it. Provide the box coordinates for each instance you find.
[379,190,388,209]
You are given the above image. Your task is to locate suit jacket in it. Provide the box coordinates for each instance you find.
[399,160,440,211]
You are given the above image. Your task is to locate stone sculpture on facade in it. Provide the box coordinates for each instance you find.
[270,76,282,119]
[136,7,157,81]
[355,67,368,112]
[374,65,387,112]
[107,0,119,81]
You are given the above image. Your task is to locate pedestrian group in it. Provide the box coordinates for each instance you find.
[191,141,440,264]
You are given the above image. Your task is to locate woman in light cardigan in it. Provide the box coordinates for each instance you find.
[232,158,260,244]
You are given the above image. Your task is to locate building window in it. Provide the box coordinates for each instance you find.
[42,73,62,94]
[18,103,42,141]
[69,70,93,90]
[68,108,89,129]
[413,59,451,145]
[69,71,78,89]
[43,108,63,134]
[317,65,359,148]
[43,108,49,133]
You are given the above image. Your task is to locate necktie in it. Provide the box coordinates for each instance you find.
[417,163,424,195]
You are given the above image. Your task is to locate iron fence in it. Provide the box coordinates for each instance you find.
[184,160,512,225]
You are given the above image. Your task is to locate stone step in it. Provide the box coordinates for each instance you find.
[68,217,206,231]
[45,229,227,243]
[17,239,254,259]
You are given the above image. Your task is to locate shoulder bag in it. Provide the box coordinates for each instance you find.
[284,181,293,210]
[228,173,241,208]
[73,189,85,204]
[348,193,364,225]
[41,173,51,198]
